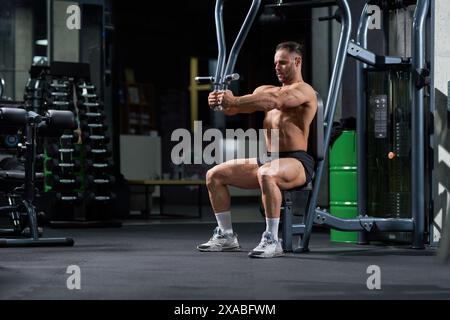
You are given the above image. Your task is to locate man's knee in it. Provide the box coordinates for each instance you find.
[257,167,278,186]
[206,166,225,188]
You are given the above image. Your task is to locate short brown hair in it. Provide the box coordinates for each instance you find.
[276,41,303,58]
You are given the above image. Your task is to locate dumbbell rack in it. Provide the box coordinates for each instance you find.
[76,80,117,223]
[44,78,83,211]
[24,63,120,228]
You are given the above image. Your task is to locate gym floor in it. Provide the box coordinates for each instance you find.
[1,207,449,300]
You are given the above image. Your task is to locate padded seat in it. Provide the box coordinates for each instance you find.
[283,181,313,193]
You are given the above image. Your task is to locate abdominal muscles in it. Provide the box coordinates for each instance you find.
[263,109,308,152]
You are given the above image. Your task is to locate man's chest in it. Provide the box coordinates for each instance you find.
[264,109,300,127]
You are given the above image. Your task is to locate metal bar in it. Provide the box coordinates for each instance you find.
[411,0,429,249]
[214,0,227,91]
[282,199,293,251]
[24,201,39,240]
[315,209,362,230]
[0,238,74,247]
[291,224,305,235]
[0,78,4,98]
[24,117,39,240]
[314,209,414,232]
[0,229,16,235]
[348,42,406,66]
[190,58,200,132]
[223,0,262,84]
[300,0,352,252]
[47,0,53,63]
[347,41,378,65]
[356,3,371,245]
[429,0,436,247]
[0,205,20,214]
[266,0,337,9]
[24,124,35,203]
[370,219,414,232]
[448,81,450,113]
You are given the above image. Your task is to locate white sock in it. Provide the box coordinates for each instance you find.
[265,218,280,241]
[215,211,233,235]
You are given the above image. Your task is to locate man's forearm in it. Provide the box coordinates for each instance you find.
[219,90,282,114]
[227,93,277,113]
[233,86,310,112]
[233,92,279,113]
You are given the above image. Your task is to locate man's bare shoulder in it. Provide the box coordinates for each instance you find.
[253,85,278,93]
[287,82,316,97]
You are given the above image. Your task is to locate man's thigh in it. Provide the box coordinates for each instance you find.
[212,158,260,189]
[260,158,307,190]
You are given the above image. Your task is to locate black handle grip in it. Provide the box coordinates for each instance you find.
[224,73,240,82]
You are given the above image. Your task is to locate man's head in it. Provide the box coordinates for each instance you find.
[274,41,303,85]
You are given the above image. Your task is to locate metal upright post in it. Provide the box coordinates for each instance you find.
[214,0,227,92]
[210,0,261,112]
[24,114,39,240]
[47,0,53,64]
[411,0,430,249]
[356,3,371,245]
[300,0,352,251]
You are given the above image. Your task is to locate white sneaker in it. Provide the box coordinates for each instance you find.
[248,231,284,258]
[197,227,241,252]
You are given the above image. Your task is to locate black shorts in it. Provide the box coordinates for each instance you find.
[257,150,315,185]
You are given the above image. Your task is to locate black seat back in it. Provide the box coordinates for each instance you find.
[307,93,324,162]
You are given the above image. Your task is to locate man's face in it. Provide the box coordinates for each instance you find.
[274,49,301,84]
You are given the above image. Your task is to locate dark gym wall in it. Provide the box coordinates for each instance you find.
[114,1,215,91]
